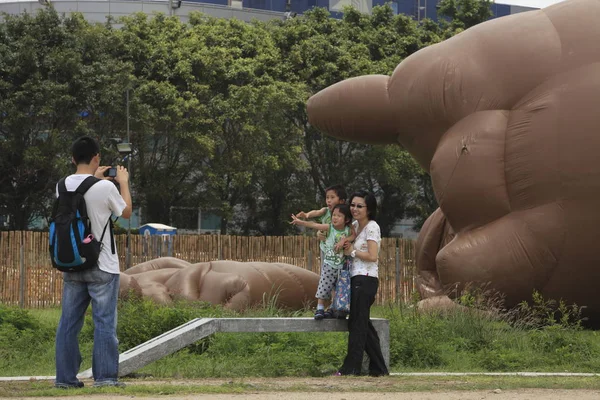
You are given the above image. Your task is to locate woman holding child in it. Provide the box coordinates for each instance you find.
[336,190,389,377]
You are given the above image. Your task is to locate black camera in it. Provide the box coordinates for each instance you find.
[104,167,117,178]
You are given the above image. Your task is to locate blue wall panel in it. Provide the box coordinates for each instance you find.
[188,0,228,5]
[290,0,317,13]
[394,0,439,21]
[372,0,403,15]
[491,3,511,18]
[397,0,415,18]
[243,0,517,20]
[424,0,437,20]
[372,0,389,7]
[244,0,286,11]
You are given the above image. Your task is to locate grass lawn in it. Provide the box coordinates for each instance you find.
[1,295,600,382]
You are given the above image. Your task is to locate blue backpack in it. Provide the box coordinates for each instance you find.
[49,176,114,272]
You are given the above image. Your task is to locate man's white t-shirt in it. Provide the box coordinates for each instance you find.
[351,220,381,278]
[56,174,126,275]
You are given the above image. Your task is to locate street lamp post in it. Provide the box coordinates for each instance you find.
[109,127,133,270]
[126,89,132,269]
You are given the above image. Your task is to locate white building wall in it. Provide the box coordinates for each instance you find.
[0,0,286,24]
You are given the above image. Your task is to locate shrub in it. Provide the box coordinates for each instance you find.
[0,305,54,368]
[0,305,42,331]
[383,304,445,368]
[476,348,524,371]
[109,298,225,351]
[512,290,585,329]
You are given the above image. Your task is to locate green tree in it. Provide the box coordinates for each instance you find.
[115,14,213,224]
[437,0,493,30]
[0,5,454,236]
[0,10,130,229]
[406,171,438,231]
[231,81,310,236]
[272,6,434,235]
[183,16,303,233]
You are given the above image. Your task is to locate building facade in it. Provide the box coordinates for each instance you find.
[0,0,553,25]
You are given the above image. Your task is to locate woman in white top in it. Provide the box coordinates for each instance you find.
[336,190,388,376]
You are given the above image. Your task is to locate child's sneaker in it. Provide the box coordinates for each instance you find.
[314,309,325,320]
[323,309,334,319]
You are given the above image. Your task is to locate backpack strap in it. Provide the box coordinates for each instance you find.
[99,217,116,255]
[56,175,100,195]
[57,178,68,194]
[51,178,68,218]
[76,176,101,195]
[72,176,100,232]
[77,176,116,255]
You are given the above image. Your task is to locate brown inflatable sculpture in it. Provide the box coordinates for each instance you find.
[119,257,319,311]
[307,0,600,320]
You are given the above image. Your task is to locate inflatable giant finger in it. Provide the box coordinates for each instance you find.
[119,257,319,311]
[307,0,600,320]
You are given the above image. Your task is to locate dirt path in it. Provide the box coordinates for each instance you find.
[5,377,600,399]
[9,389,600,399]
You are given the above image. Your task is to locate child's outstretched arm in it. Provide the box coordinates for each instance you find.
[295,207,327,220]
[290,214,329,231]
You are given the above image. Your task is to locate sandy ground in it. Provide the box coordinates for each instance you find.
[9,389,600,399]
[4,377,600,400]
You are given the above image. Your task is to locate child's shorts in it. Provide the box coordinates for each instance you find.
[315,263,339,300]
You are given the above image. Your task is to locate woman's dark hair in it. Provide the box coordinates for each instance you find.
[332,203,352,226]
[349,190,377,220]
[71,136,100,165]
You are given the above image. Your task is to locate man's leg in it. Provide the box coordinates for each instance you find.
[55,276,91,387]
[86,269,121,385]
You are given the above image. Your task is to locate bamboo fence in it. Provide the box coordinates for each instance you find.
[0,231,417,308]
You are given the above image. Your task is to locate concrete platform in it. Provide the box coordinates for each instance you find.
[72,317,390,378]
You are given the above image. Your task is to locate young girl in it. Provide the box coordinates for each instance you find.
[291,203,354,320]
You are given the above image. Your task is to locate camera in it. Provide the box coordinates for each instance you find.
[104,167,117,178]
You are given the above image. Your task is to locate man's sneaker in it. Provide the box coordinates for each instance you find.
[323,309,334,319]
[93,380,126,388]
[55,381,84,389]
[314,309,325,320]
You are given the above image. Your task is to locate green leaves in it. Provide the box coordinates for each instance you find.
[0,5,453,233]
[437,0,493,31]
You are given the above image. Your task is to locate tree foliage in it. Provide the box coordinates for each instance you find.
[437,0,493,30]
[0,11,131,229]
[0,4,452,234]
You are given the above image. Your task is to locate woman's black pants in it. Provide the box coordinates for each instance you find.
[339,275,389,376]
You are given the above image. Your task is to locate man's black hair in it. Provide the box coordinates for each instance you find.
[71,136,100,165]
[325,184,347,201]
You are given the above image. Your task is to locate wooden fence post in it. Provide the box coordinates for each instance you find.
[395,240,401,304]
[0,232,416,308]
[19,232,25,308]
